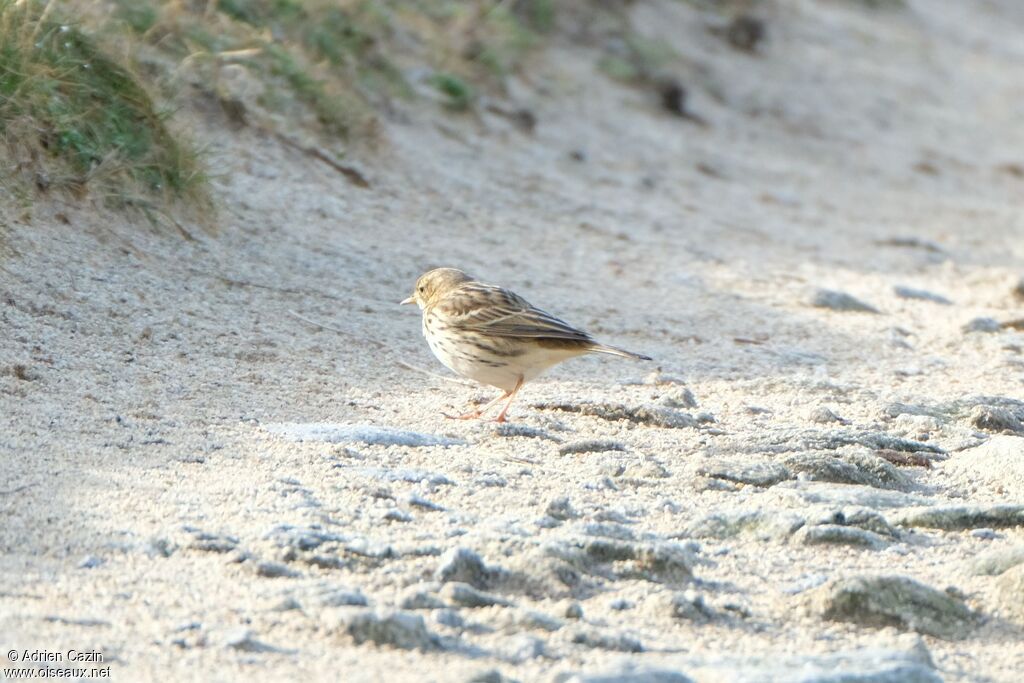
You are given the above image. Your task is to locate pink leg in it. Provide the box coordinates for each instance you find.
[494,377,524,423]
[443,391,508,420]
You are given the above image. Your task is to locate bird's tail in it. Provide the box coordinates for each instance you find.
[589,343,652,361]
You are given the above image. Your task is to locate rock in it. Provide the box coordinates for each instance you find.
[683,509,805,541]
[970,405,1024,433]
[969,528,998,540]
[546,497,580,521]
[546,537,696,584]
[556,670,692,683]
[810,289,879,313]
[563,601,584,619]
[809,407,849,425]
[657,387,698,409]
[570,629,643,652]
[383,509,413,523]
[493,423,560,441]
[252,560,300,578]
[440,582,514,608]
[510,609,563,632]
[769,481,933,509]
[466,669,519,683]
[399,585,447,610]
[183,527,239,553]
[831,508,899,537]
[794,524,890,550]
[408,493,445,511]
[893,286,952,305]
[665,590,716,622]
[533,402,697,429]
[963,317,1001,333]
[694,460,791,488]
[893,504,1024,530]
[77,555,103,569]
[500,634,547,663]
[994,564,1024,625]
[559,440,627,455]
[328,608,442,650]
[223,628,292,653]
[970,545,1024,576]
[781,450,912,490]
[725,15,765,52]
[435,547,505,589]
[806,575,977,639]
[678,643,940,683]
[264,423,465,447]
[750,428,945,456]
[304,584,368,608]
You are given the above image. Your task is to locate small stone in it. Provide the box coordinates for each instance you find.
[253,561,300,578]
[963,317,1001,333]
[514,610,563,632]
[563,601,584,619]
[970,528,998,540]
[408,493,445,511]
[810,289,879,313]
[893,504,1024,531]
[570,629,643,652]
[265,423,465,447]
[77,555,103,569]
[557,671,692,683]
[695,460,791,488]
[794,524,890,550]
[666,591,716,622]
[329,608,442,651]
[383,509,413,523]
[399,585,446,610]
[893,285,952,305]
[559,440,627,455]
[657,387,698,409]
[809,407,849,425]
[969,405,1024,433]
[435,547,504,589]
[223,628,289,653]
[440,582,514,608]
[546,496,580,521]
[807,575,978,639]
[726,14,765,52]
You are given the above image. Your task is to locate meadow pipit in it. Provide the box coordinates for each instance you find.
[402,267,651,422]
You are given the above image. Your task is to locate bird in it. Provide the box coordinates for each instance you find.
[401,267,651,422]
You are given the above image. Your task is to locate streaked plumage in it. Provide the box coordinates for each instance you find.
[401,267,651,422]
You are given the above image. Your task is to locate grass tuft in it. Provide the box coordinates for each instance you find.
[0,0,207,209]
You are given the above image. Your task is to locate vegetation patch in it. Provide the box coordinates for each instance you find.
[0,0,206,209]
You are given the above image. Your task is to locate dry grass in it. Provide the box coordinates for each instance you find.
[0,0,208,215]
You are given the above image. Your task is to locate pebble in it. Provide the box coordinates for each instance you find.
[962,317,1001,333]
[809,289,879,313]
[893,285,952,305]
[264,423,465,447]
[892,504,1024,531]
[328,608,443,651]
[806,574,977,639]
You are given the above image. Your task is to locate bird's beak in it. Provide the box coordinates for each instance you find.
[400,296,415,306]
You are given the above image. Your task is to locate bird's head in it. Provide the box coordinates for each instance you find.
[401,267,472,309]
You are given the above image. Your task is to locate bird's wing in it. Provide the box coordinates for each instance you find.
[436,282,595,343]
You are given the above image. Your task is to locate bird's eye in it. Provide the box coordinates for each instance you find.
[418,286,425,293]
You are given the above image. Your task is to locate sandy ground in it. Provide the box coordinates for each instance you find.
[2,0,1024,681]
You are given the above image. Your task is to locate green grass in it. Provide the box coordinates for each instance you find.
[0,0,206,208]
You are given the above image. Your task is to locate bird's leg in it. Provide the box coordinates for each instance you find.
[493,377,524,423]
[444,391,508,420]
